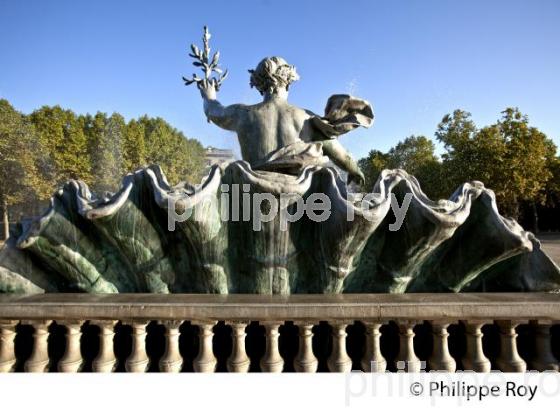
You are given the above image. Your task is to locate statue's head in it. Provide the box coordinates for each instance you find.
[249,57,299,95]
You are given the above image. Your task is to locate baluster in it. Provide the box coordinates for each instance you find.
[159,320,183,373]
[0,320,18,373]
[193,321,217,373]
[461,321,491,372]
[91,320,117,373]
[227,322,250,373]
[496,320,526,372]
[428,321,456,372]
[260,321,284,373]
[327,322,352,372]
[361,322,386,372]
[24,320,52,373]
[530,320,559,371]
[395,321,421,372]
[58,320,84,372]
[125,321,150,373]
[294,322,317,373]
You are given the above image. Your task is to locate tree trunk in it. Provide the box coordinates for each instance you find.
[2,199,9,241]
[532,202,539,235]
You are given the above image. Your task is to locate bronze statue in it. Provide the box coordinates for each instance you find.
[184,28,373,185]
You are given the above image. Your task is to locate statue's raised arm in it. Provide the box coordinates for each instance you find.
[183,27,242,131]
[199,85,246,132]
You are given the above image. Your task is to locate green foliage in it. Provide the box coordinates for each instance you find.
[27,107,206,191]
[358,150,388,192]
[30,105,92,187]
[359,136,445,198]
[123,119,147,172]
[0,100,44,203]
[543,155,560,207]
[360,108,558,219]
[436,107,556,217]
[139,116,205,185]
[0,100,51,238]
[83,112,127,193]
[0,98,207,231]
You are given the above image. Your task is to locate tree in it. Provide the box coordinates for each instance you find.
[84,112,127,193]
[387,135,444,197]
[360,107,557,224]
[435,107,556,219]
[359,136,445,198]
[387,136,438,172]
[358,150,389,192]
[29,106,92,187]
[0,98,208,235]
[29,107,205,191]
[123,119,147,172]
[173,134,206,184]
[139,116,205,185]
[543,155,560,207]
[0,100,49,239]
[497,108,555,225]
[435,109,481,194]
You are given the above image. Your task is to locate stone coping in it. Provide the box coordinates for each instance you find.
[0,293,559,322]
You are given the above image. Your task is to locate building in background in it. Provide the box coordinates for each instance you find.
[204,147,236,170]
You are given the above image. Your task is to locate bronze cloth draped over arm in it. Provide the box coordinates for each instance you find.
[310,94,374,140]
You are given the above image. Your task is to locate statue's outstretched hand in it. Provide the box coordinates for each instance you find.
[198,80,217,100]
[348,169,365,187]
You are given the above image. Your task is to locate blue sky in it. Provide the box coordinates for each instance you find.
[1,0,559,159]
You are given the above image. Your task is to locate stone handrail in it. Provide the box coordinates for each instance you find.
[0,293,558,373]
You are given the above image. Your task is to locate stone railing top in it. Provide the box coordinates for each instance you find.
[0,293,559,322]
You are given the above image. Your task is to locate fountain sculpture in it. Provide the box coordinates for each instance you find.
[1,28,559,294]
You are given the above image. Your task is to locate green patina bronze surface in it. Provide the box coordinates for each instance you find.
[0,163,559,294]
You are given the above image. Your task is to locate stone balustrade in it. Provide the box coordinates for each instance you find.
[0,293,558,373]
